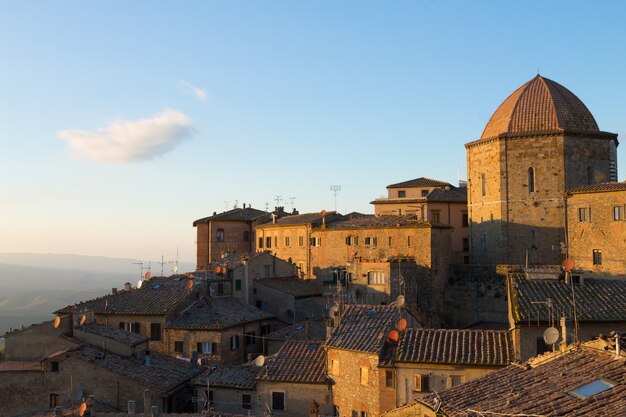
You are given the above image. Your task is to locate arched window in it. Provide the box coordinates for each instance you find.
[481,174,486,196]
[216,228,225,242]
[528,168,535,193]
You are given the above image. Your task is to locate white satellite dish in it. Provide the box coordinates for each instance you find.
[137,280,143,289]
[172,265,178,274]
[543,327,560,345]
[254,355,265,367]
[396,295,405,308]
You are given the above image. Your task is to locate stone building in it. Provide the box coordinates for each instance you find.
[54,276,204,354]
[466,75,619,265]
[193,205,271,269]
[265,318,326,354]
[566,181,626,277]
[254,277,325,324]
[371,177,469,264]
[164,296,275,366]
[507,273,626,360]
[393,328,512,406]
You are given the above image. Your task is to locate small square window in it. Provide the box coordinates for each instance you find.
[242,394,252,410]
[174,341,184,353]
[414,374,430,392]
[578,207,591,222]
[150,323,162,341]
[271,392,285,411]
[385,370,394,388]
[462,213,469,227]
[230,335,240,350]
[235,279,242,290]
[50,361,59,372]
[593,249,602,266]
[359,367,369,385]
[398,190,406,198]
[613,205,625,221]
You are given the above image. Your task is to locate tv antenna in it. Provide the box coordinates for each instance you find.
[223,201,229,211]
[169,247,180,274]
[330,185,341,211]
[289,197,296,212]
[132,261,149,280]
[274,195,283,207]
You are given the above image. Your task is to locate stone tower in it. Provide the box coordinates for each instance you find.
[466,75,619,265]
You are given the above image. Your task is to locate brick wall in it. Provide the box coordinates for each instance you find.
[196,220,255,269]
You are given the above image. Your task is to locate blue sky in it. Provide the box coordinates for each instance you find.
[1,1,625,263]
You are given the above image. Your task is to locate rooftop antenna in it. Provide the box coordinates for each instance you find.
[265,202,269,212]
[172,247,179,274]
[234,199,239,209]
[330,185,341,212]
[224,201,229,211]
[132,261,145,280]
[289,197,296,212]
[158,255,166,276]
[274,195,283,207]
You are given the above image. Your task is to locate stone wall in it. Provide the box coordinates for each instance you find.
[196,220,255,269]
[256,380,333,417]
[4,315,73,360]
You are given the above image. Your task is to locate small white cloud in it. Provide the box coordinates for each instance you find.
[178,80,208,101]
[58,109,194,163]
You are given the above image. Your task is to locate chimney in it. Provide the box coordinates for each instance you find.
[560,316,567,352]
[145,350,151,367]
[112,287,117,295]
[124,282,132,291]
[243,203,246,209]
[143,390,152,416]
[128,400,136,414]
[272,213,276,224]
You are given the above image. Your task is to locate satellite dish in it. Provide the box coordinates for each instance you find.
[78,402,87,416]
[255,355,265,367]
[562,258,575,272]
[387,329,399,343]
[186,279,194,289]
[53,316,61,329]
[397,318,408,331]
[320,210,327,216]
[145,271,151,280]
[137,280,143,289]
[79,314,87,326]
[172,265,178,274]
[396,295,405,307]
[543,327,560,345]
[215,265,221,274]
[76,389,84,402]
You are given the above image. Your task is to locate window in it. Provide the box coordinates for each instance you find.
[528,167,535,193]
[451,375,464,387]
[285,236,290,247]
[345,235,358,245]
[49,393,59,408]
[243,231,250,242]
[235,279,242,291]
[265,236,272,249]
[260,324,271,336]
[431,211,440,223]
[367,271,385,285]
[271,392,285,411]
[331,359,340,375]
[398,190,406,198]
[388,236,392,247]
[264,265,271,278]
[217,282,224,295]
[50,361,59,372]
[407,236,411,247]
[258,237,264,249]
[361,412,368,417]
[119,322,140,333]
[197,342,213,354]
[174,341,184,353]
[298,236,304,246]
[359,367,369,385]
[536,337,550,355]
[569,379,617,399]
[230,335,240,350]
[462,212,469,227]
[352,412,358,417]
[421,189,429,197]
[242,394,252,410]
[310,237,321,247]
[364,237,377,247]
[245,331,256,346]
[274,236,278,247]
[385,370,394,388]
[414,374,430,392]
[463,238,470,252]
[578,207,591,222]
[150,323,162,341]
[593,249,602,265]
[216,228,225,242]
[614,205,625,221]
[481,173,486,196]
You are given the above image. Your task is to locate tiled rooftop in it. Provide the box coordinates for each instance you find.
[266,318,327,341]
[67,344,203,393]
[386,177,453,189]
[75,322,149,346]
[261,340,328,384]
[258,211,342,227]
[55,278,198,316]
[567,181,626,194]
[396,329,513,366]
[481,75,601,140]
[510,277,626,323]
[420,346,626,416]
[425,186,467,203]
[325,215,430,229]
[257,277,323,298]
[192,207,268,225]
[166,297,274,330]
[203,364,259,390]
[326,305,404,354]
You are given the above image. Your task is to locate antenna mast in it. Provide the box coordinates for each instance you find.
[274,195,283,207]
[330,185,341,212]
[289,197,296,212]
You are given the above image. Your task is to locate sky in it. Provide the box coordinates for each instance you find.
[1,1,625,263]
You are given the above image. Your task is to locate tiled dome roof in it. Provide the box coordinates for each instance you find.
[481,75,599,139]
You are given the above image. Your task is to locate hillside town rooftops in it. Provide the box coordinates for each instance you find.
[567,181,626,194]
[166,296,274,330]
[257,211,343,227]
[200,364,259,390]
[261,340,329,384]
[396,328,513,366]
[417,345,626,416]
[386,177,453,189]
[192,206,268,225]
[510,276,626,323]
[266,318,327,341]
[75,322,149,346]
[325,214,431,229]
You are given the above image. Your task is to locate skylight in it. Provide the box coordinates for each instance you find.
[568,379,616,399]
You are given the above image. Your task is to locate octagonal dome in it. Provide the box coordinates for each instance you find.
[481,75,599,140]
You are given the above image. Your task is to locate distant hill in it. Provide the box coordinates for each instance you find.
[0,253,194,334]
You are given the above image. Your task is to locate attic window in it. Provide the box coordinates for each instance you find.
[568,379,616,399]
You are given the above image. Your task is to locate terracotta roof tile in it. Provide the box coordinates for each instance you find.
[481,75,601,140]
[204,364,260,389]
[325,215,430,229]
[256,277,323,298]
[396,329,513,366]
[75,322,149,346]
[567,181,626,194]
[166,297,274,330]
[387,177,453,189]
[261,340,329,384]
[266,318,327,341]
[510,277,626,323]
[193,207,268,225]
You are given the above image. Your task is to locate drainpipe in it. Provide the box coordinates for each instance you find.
[243,259,249,304]
[208,222,212,265]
